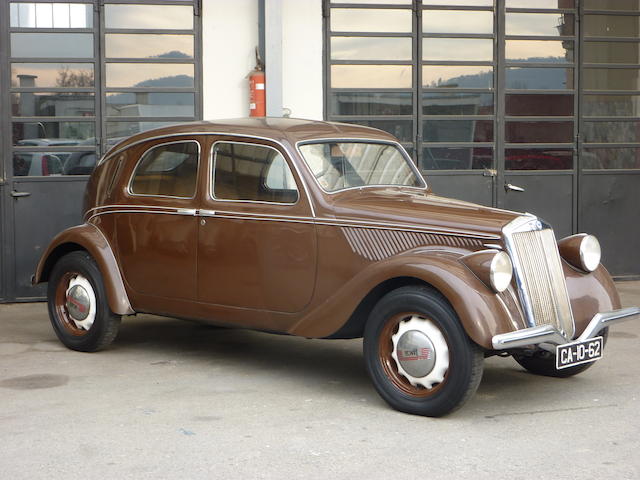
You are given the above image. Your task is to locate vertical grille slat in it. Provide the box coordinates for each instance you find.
[509,228,575,338]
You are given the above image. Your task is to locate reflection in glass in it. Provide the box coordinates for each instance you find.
[332,0,411,3]
[506,121,573,143]
[331,9,412,33]
[507,0,574,7]
[506,13,574,36]
[506,40,573,63]
[10,3,92,28]
[421,147,492,170]
[11,63,94,88]
[423,66,493,88]
[13,151,65,176]
[506,67,573,89]
[583,0,640,11]
[105,5,193,29]
[584,42,640,64]
[424,0,492,5]
[11,92,95,117]
[584,15,640,37]
[347,120,413,142]
[423,11,493,34]
[505,148,573,170]
[330,92,413,115]
[583,68,640,90]
[11,33,94,58]
[506,93,573,116]
[106,34,194,59]
[332,65,412,88]
[106,64,194,88]
[583,121,640,143]
[424,120,493,142]
[423,93,493,115]
[13,121,95,145]
[106,121,177,142]
[582,148,640,170]
[106,92,195,117]
[583,95,640,117]
[331,37,411,61]
[423,38,493,61]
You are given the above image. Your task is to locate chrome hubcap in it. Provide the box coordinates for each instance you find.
[391,316,449,389]
[65,275,96,330]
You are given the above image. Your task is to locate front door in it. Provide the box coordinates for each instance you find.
[197,139,316,314]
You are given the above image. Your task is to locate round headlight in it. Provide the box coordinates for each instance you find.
[490,251,513,293]
[579,234,601,272]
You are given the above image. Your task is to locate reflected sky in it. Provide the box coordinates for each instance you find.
[332,65,412,88]
[423,10,493,34]
[106,34,194,59]
[11,33,93,58]
[506,0,573,7]
[423,38,493,61]
[10,3,92,28]
[11,63,94,88]
[423,66,493,88]
[506,40,573,63]
[506,13,574,36]
[105,4,193,30]
[106,64,194,88]
[331,9,412,33]
[331,37,411,61]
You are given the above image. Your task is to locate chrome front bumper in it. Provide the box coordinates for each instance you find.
[492,307,640,350]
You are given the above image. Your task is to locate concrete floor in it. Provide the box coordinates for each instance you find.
[1,283,639,479]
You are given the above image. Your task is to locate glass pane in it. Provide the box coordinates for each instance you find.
[346,120,413,142]
[10,3,93,28]
[584,15,640,38]
[106,121,178,142]
[582,148,640,169]
[583,0,640,11]
[423,92,493,115]
[105,4,193,30]
[13,121,95,145]
[423,38,493,61]
[11,92,95,117]
[505,148,573,170]
[330,92,413,115]
[13,151,65,176]
[507,0,574,7]
[583,121,640,143]
[331,65,412,88]
[423,11,493,34]
[214,143,299,202]
[506,67,574,89]
[106,64,194,88]
[506,93,573,116]
[424,0,493,5]
[333,0,411,3]
[506,40,574,63]
[583,68,640,90]
[506,13,574,36]
[10,33,94,58]
[584,42,640,64]
[11,63,94,88]
[423,119,493,142]
[421,147,492,170]
[423,65,493,88]
[331,37,411,61]
[106,92,195,117]
[331,9,412,33]
[131,141,199,198]
[106,34,194,59]
[505,121,573,143]
[63,149,98,175]
[583,95,640,116]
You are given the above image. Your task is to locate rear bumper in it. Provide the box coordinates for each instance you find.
[492,307,640,350]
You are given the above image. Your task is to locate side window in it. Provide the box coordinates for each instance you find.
[130,141,199,198]
[213,142,299,203]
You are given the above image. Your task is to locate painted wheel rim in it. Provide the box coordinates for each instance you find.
[54,272,97,336]
[378,313,450,397]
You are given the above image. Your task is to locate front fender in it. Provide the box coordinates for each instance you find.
[290,248,523,349]
[34,223,134,315]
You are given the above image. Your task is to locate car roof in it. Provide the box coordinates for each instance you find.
[105,117,398,158]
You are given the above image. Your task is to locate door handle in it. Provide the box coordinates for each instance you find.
[11,190,31,198]
[505,183,525,193]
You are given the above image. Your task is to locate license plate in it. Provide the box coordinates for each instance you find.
[556,336,604,370]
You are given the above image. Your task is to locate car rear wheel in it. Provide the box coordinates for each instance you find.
[363,285,484,417]
[47,251,121,352]
[513,327,609,378]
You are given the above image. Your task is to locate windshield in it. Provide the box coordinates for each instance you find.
[299,142,425,193]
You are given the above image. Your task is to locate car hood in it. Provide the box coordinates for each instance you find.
[327,188,522,240]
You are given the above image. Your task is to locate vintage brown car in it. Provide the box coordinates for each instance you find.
[34,118,640,416]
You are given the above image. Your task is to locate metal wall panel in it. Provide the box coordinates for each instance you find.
[425,174,493,207]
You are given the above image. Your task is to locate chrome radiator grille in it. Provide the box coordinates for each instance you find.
[508,227,575,338]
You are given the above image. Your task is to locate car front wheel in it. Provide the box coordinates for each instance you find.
[363,285,484,417]
[47,251,121,352]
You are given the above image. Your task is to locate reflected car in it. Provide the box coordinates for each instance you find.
[34,118,640,416]
[13,152,65,176]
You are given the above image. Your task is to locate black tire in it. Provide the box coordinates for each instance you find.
[363,285,484,417]
[47,251,121,352]
[513,327,609,378]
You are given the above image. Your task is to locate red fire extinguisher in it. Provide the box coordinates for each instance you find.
[249,47,266,117]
